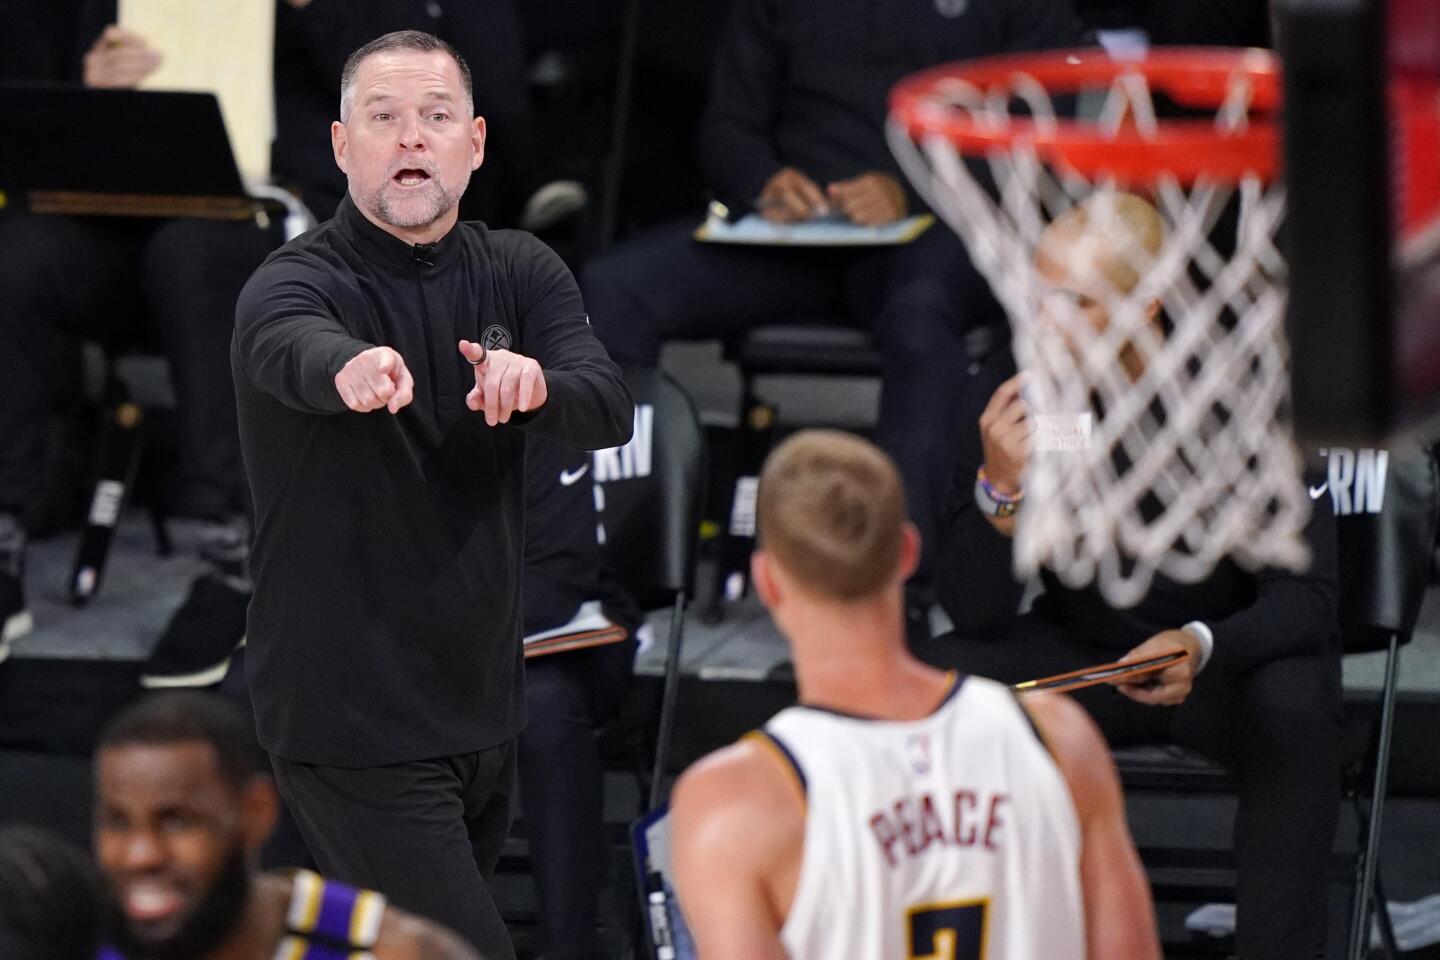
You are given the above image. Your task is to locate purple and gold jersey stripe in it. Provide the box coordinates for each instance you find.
[742,729,808,808]
[281,869,387,959]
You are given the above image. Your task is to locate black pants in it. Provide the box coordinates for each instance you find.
[518,639,635,960]
[271,744,519,960]
[915,614,1342,960]
[579,219,1003,569]
[0,212,275,519]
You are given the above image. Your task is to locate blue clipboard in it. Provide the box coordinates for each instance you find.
[631,806,697,960]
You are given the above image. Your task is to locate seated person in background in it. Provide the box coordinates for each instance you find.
[669,431,1160,959]
[579,0,1081,575]
[92,692,481,960]
[519,435,642,960]
[0,1,277,674]
[917,193,1342,960]
[0,824,104,960]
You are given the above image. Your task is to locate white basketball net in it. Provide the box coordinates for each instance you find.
[889,60,1311,607]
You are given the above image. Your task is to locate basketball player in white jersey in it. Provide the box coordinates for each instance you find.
[669,430,1160,959]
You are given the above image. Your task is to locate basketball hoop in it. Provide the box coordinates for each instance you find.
[888,48,1310,607]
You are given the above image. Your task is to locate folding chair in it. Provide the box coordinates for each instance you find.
[1333,445,1440,959]
[497,374,705,942]
[595,370,707,810]
[707,323,1007,616]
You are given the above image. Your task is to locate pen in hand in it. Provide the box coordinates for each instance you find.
[755,167,831,222]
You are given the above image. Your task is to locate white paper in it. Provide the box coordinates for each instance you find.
[696,212,935,247]
[1034,413,1093,451]
[119,0,275,186]
[522,600,616,646]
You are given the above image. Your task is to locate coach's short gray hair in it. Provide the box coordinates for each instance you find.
[339,30,474,123]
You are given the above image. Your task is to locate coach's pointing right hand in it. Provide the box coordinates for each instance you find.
[335,346,414,414]
[460,340,548,426]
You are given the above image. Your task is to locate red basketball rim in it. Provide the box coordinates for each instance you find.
[890,47,1282,184]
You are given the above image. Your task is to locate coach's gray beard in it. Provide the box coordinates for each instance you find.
[361,171,469,230]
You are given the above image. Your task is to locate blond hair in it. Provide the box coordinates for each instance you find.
[1036,191,1164,296]
[757,430,906,602]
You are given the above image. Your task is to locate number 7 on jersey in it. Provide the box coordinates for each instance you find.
[908,899,988,960]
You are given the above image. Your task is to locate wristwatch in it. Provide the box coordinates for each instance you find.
[974,469,1022,518]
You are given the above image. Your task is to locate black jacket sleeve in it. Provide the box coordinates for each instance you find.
[933,351,1027,638]
[510,236,634,450]
[1206,482,1340,674]
[696,0,788,208]
[232,256,375,416]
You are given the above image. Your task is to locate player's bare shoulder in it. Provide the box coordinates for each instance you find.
[671,735,806,869]
[1016,690,1118,814]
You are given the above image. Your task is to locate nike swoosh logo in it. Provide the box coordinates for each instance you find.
[1309,483,1329,500]
[559,464,590,486]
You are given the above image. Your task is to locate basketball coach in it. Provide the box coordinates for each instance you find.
[230,30,632,959]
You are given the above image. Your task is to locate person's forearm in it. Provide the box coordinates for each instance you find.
[934,504,1026,636]
[235,320,369,416]
[234,273,373,415]
[1206,577,1338,674]
[514,366,634,450]
[1082,826,1161,960]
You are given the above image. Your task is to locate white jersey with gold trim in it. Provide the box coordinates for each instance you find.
[763,674,1084,960]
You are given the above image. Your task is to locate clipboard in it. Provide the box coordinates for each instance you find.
[522,601,630,659]
[694,209,936,246]
[0,83,254,220]
[631,806,698,960]
[1013,651,1189,695]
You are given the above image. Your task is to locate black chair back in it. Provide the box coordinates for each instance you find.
[1327,445,1440,652]
[593,371,706,609]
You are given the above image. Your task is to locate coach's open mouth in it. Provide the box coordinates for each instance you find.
[393,169,431,187]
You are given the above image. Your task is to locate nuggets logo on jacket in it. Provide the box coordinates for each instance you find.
[483,324,512,352]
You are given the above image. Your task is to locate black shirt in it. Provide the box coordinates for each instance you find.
[697,0,1082,210]
[935,348,1339,674]
[232,196,632,766]
[522,436,642,639]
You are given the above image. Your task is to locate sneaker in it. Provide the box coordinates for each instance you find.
[519,180,588,233]
[141,572,251,688]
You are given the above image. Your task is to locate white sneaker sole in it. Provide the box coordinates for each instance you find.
[1,610,32,665]
[141,649,236,689]
[2,609,33,643]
